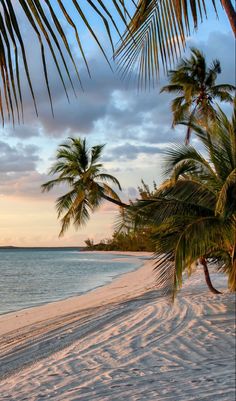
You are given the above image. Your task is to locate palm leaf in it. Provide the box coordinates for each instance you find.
[95,173,122,190]
[164,144,217,178]
[0,0,130,124]
[115,1,218,87]
[41,176,74,192]
[215,168,236,217]
[0,1,229,122]
[153,252,177,298]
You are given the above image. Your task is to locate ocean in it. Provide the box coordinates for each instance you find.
[0,249,144,315]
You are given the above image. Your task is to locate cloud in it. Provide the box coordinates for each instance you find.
[0,26,234,199]
[104,143,164,161]
[3,125,41,140]
[4,29,234,157]
[0,141,40,173]
[0,171,45,198]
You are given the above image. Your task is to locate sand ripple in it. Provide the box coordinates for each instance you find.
[0,269,235,401]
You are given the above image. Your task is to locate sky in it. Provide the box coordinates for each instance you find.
[0,2,235,247]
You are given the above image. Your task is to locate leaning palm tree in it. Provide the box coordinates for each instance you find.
[131,104,236,296]
[160,48,235,143]
[42,137,129,236]
[1,1,235,124]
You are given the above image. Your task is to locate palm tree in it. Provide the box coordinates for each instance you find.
[42,137,129,236]
[1,1,235,124]
[132,105,236,296]
[160,48,235,143]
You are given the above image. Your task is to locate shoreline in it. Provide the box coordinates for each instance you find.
[0,252,235,400]
[0,251,153,337]
[0,250,149,319]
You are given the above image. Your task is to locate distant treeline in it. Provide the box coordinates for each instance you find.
[84,181,157,252]
[84,230,155,252]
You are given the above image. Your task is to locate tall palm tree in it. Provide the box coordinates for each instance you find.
[160,48,235,143]
[132,105,236,296]
[42,137,129,236]
[0,1,235,124]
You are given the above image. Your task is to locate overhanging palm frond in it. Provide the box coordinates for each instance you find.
[1,1,234,122]
[0,0,130,124]
[153,252,176,298]
[115,1,219,87]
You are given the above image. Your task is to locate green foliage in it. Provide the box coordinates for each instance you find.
[161,48,235,143]
[115,1,221,88]
[85,180,158,252]
[133,104,236,295]
[1,1,234,124]
[42,137,126,236]
[84,228,155,252]
[84,238,94,249]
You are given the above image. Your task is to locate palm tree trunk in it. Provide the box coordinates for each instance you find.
[229,244,236,291]
[221,0,236,36]
[101,193,130,209]
[200,257,222,294]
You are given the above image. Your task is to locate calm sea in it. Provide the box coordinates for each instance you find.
[0,249,144,315]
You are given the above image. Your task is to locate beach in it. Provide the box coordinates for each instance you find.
[0,252,235,401]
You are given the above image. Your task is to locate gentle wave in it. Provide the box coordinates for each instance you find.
[0,250,142,315]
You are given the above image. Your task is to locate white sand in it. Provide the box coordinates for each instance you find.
[0,252,235,401]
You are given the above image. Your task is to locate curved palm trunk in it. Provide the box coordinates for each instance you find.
[200,257,222,294]
[101,193,130,209]
[221,0,236,36]
[185,104,198,145]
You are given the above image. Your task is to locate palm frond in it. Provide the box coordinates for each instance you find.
[160,84,183,93]
[100,182,123,202]
[91,144,105,165]
[56,189,78,217]
[175,217,232,271]
[0,0,130,124]
[95,173,122,190]
[210,90,234,103]
[215,168,236,217]
[115,1,218,88]
[212,84,236,92]
[164,144,217,178]
[41,176,74,192]
[153,252,176,298]
[1,1,230,122]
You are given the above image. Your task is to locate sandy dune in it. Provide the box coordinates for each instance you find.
[0,253,235,401]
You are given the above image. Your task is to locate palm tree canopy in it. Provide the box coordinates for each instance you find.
[160,48,235,142]
[42,137,125,236]
[0,1,234,124]
[131,104,236,295]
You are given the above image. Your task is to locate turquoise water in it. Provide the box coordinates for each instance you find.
[0,249,144,315]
